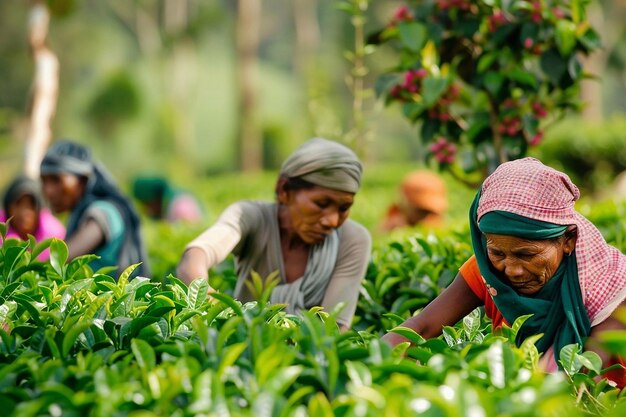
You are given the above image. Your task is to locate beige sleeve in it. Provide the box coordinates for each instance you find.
[184,202,247,268]
[321,220,372,328]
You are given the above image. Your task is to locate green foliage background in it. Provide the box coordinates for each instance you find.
[2,1,626,414]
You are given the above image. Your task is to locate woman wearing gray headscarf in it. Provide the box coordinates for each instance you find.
[40,139,150,277]
[177,138,371,329]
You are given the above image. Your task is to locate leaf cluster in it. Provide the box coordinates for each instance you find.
[373,0,602,183]
[2,221,626,415]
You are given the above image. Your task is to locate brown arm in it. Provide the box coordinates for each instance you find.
[176,247,213,288]
[66,219,105,260]
[381,271,482,347]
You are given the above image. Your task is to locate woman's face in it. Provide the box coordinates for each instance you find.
[280,185,354,245]
[41,173,86,213]
[8,194,38,238]
[485,233,575,295]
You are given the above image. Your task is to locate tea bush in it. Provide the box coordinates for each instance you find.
[3,222,626,416]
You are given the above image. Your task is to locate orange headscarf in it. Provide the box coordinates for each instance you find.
[382,170,448,231]
[399,170,448,214]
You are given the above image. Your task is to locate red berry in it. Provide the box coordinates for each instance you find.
[524,38,534,49]
[506,126,518,136]
[529,131,544,146]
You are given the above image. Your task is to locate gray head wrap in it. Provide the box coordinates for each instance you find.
[279,138,363,194]
[40,140,94,178]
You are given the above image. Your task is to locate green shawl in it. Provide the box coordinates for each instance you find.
[469,192,591,365]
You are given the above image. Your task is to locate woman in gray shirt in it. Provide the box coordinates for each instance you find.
[177,138,371,329]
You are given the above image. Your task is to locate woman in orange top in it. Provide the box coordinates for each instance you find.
[382,158,626,387]
[380,170,448,231]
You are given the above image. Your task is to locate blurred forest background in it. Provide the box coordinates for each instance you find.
[1,0,626,239]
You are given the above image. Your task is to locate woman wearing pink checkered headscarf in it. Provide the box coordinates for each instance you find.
[383,158,626,387]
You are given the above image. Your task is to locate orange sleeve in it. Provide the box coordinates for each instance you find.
[604,357,626,389]
[459,255,508,328]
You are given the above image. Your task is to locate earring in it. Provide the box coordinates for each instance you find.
[565,251,572,257]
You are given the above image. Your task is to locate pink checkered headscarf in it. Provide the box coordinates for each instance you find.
[478,157,626,325]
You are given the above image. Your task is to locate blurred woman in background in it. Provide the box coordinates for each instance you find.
[40,139,150,277]
[380,170,448,231]
[0,175,65,260]
[131,175,205,224]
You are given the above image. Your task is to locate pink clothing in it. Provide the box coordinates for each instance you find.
[167,194,204,223]
[0,208,66,261]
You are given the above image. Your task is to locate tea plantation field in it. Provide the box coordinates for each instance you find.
[2,164,626,416]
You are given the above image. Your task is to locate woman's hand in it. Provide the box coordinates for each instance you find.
[380,273,482,347]
[176,247,210,286]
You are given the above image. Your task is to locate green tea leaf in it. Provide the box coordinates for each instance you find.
[0,301,17,326]
[510,314,533,338]
[217,342,247,378]
[307,392,334,417]
[12,294,43,327]
[211,292,244,317]
[30,237,53,261]
[117,263,140,292]
[45,327,61,359]
[3,244,30,283]
[263,365,304,396]
[519,333,542,369]
[255,343,294,385]
[345,361,372,387]
[188,278,209,309]
[462,308,482,340]
[559,343,583,374]
[388,326,426,345]
[49,238,69,277]
[62,320,93,357]
[131,337,156,370]
[442,326,460,347]
[579,350,603,375]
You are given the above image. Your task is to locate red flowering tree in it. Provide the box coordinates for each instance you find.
[375,1,601,186]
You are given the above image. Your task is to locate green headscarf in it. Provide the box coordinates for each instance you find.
[131,176,175,217]
[469,191,591,365]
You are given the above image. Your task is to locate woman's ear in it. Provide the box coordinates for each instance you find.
[564,225,578,255]
[275,176,289,204]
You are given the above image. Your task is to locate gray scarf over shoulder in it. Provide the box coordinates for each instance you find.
[269,138,362,313]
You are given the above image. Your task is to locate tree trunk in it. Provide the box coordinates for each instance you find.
[163,0,188,34]
[24,1,59,179]
[580,2,606,121]
[235,0,262,172]
[293,0,319,77]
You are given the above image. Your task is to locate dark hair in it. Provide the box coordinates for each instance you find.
[3,176,44,214]
[282,176,317,192]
